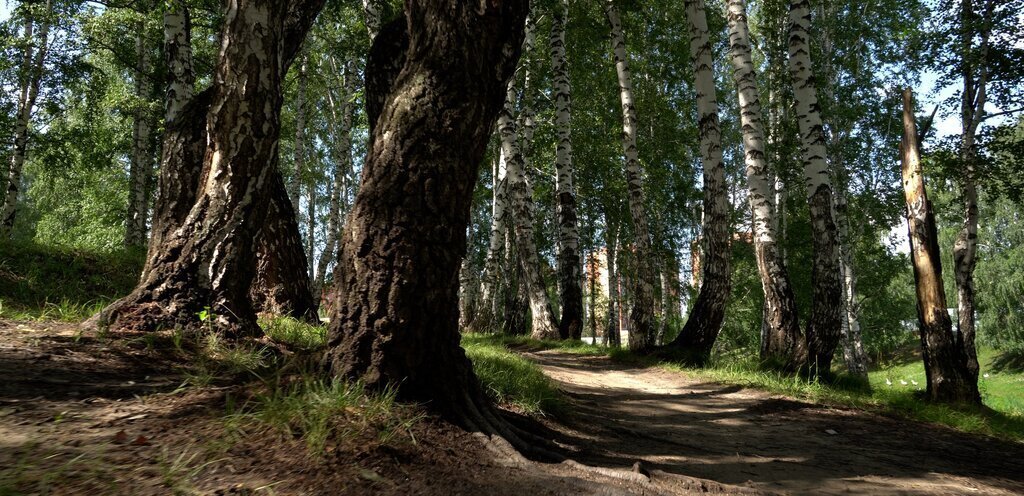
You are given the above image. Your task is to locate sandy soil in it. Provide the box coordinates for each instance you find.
[528,349,1024,495]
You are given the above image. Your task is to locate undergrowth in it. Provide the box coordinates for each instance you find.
[461,334,563,415]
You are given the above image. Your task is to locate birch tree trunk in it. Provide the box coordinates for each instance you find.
[95,0,326,335]
[725,0,804,370]
[478,151,509,330]
[667,0,731,364]
[289,56,307,214]
[322,0,534,435]
[315,59,356,291]
[362,0,381,40]
[604,0,656,351]
[833,164,869,377]
[900,89,980,404]
[953,0,989,386]
[2,0,51,236]
[126,11,154,247]
[501,83,560,340]
[604,222,621,347]
[551,0,583,340]
[787,0,843,375]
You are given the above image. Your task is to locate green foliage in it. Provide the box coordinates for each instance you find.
[461,334,564,415]
[259,316,328,351]
[0,239,142,321]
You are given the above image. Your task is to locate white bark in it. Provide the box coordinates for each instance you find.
[315,58,356,290]
[126,11,153,247]
[2,0,51,236]
[500,81,559,340]
[788,0,843,372]
[290,56,307,215]
[363,0,381,40]
[163,1,193,124]
[727,0,803,366]
[604,0,656,351]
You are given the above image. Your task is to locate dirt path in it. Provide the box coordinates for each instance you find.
[529,349,1024,496]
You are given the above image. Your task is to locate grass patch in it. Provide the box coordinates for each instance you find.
[225,376,420,455]
[471,333,1024,441]
[259,315,327,351]
[461,334,564,415]
[0,240,142,321]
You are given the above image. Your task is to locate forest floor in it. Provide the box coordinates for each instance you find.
[526,348,1024,495]
[3,319,1023,495]
[0,319,758,495]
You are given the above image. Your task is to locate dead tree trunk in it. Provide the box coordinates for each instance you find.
[322,0,538,444]
[900,88,980,404]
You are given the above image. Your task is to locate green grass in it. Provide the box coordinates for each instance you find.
[461,334,564,415]
[259,315,328,351]
[470,334,1024,442]
[0,240,142,321]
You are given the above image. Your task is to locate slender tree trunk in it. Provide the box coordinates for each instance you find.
[500,83,559,340]
[289,56,307,214]
[832,163,869,377]
[726,0,803,370]
[900,89,980,404]
[604,0,655,351]
[604,222,621,347]
[478,149,509,330]
[2,0,50,236]
[953,0,988,386]
[551,0,583,340]
[126,11,154,247]
[322,0,534,437]
[787,0,843,376]
[589,250,598,340]
[315,59,356,291]
[667,0,731,364]
[95,0,325,335]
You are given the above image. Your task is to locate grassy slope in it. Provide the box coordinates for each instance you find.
[470,334,1024,442]
[0,240,142,321]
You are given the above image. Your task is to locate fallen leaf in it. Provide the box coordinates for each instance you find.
[113,430,129,444]
[132,435,151,446]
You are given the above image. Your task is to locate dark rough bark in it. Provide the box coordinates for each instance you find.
[250,170,319,322]
[322,0,532,436]
[365,18,409,135]
[95,0,325,336]
[900,89,980,404]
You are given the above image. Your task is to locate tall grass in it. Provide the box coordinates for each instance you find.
[461,334,564,415]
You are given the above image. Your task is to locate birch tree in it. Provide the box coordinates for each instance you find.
[787,0,844,375]
[604,0,656,351]
[725,0,804,369]
[125,5,154,247]
[666,0,731,364]
[900,88,980,404]
[551,0,583,340]
[2,0,52,237]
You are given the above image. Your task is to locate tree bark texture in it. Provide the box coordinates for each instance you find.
[604,222,621,347]
[787,0,843,375]
[668,0,731,364]
[900,89,980,404]
[551,0,583,340]
[478,152,509,331]
[726,0,804,370]
[833,163,869,377]
[322,0,530,430]
[604,0,656,351]
[289,56,307,215]
[2,0,51,237]
[97,0,325,335]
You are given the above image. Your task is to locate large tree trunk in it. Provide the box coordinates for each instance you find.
[668,0,731,364]
[900,89,980,404]
[362,0,381,40]
[551,0,583,340]
[322,0,532,437]
[500,83,560,340]
[787,0,843,376]
[953,0,988,387]
[726,0,804,370]
[96,0,325,335]
[315,58,356,291]
[2,0,51,237]
[604,0,656,351]
[126,10,154,247]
